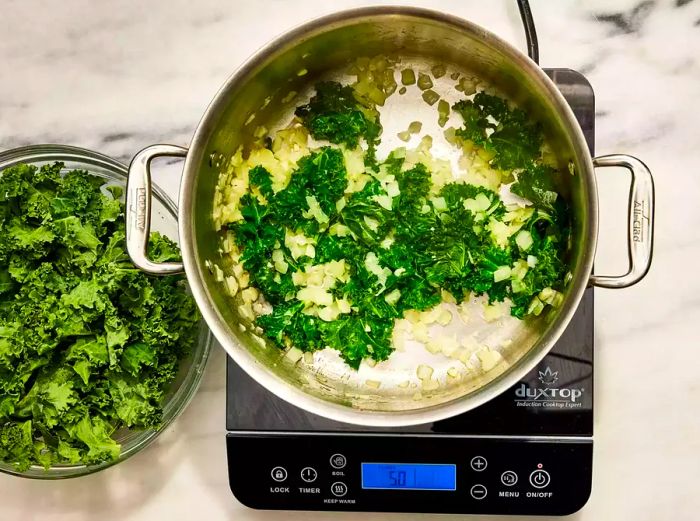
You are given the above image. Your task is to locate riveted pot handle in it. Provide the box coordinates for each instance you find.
[126,144,188,275]
[590,154,655,288]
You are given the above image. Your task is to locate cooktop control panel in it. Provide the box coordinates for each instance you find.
[227,434,592,515]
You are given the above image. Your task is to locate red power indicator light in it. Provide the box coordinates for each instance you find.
[537,463,543,469]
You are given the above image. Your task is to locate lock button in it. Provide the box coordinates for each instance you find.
[271,466,288,482]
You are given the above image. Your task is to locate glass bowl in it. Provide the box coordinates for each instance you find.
[0,144,213,478]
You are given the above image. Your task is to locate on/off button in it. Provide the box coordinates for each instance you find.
[529,469,551,489]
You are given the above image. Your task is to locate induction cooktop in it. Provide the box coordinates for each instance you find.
[225,67,595,516]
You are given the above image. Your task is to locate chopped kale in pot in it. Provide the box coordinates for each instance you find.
[213,64,571,370]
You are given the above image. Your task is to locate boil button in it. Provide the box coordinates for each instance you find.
[330,454,347,469]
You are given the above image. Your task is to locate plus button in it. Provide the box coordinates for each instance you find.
[470,456,488,472]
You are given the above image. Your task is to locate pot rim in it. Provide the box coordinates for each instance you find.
[178,6,598,427]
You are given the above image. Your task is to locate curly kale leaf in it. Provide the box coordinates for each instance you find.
[0,421,35,472]
[320,315,394,369]
[268,147,348,231]
[248,165,274,200]
[340,180,392,244]
[453,92,543,171]
[295,81,381,150]
[512,163,556,206]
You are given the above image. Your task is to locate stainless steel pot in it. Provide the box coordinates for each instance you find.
[125,7,654,426]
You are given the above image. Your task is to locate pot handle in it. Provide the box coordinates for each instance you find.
[590,154,655,288]
[126,144,188,275]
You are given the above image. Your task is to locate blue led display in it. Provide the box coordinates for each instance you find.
[361,463,456,491]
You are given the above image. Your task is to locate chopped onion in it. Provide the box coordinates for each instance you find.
[431,64,447,78]
[285,347,304,363]
[515,230,533,251]
[416,364,434,380]
[421,89,440,106]
[493,266,512,282]
[401,68,416,85]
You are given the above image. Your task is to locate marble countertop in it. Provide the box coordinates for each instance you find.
[1,0,698,520]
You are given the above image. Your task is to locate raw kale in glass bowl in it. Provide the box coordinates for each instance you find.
[0,145,212,478]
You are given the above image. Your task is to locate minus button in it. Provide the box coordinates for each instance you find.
[470,484,488,500]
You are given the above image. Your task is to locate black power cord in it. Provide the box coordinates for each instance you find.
[517,0,540,64]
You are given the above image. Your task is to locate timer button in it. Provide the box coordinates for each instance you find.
[470,484,488,500]
[529,469,551,489]
[331,481,348,497]
[301,467,317,483]
[470,456,488,472]
[330,453,347,469]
